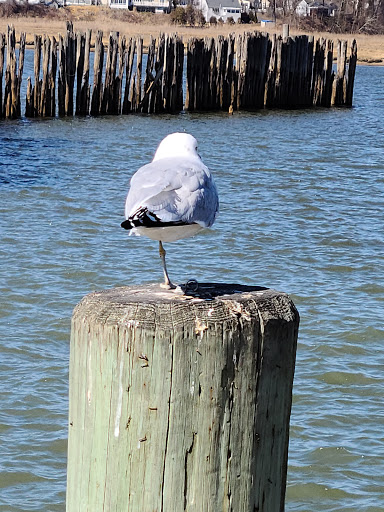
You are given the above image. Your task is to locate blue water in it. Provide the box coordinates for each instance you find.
[0,64,383,511]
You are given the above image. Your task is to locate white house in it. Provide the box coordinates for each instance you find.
[295,0,337,16]
[201,0,242,22]
[109,0,171,12]
[295,0,310,15]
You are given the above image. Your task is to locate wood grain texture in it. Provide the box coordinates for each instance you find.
[66,284,299,512]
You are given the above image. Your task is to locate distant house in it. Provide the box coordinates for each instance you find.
[109,0,171,12]
[201,0,242,22]
[295,0,337,17]
[295,0,310,16]
[0,0,67,4]
[240,0,251,11]
[312,1,337,16]
[257,0,270,11]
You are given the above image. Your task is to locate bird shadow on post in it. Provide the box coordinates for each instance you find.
[66,283,299,512]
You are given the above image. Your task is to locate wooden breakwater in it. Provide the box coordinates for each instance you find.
[0,23,357,120]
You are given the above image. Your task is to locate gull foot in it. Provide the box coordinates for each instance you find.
[160,282,177,290]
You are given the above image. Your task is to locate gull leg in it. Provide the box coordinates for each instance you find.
[159,241,176,289]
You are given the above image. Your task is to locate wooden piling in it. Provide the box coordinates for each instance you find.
[236,33,247,110]
[301,35,314,107]
[174,36,184,112]
[64,22,76,116]
[32,34,41,117]
[58,35,65,117]
[322,39,334,107]
[90,30,104,116]
[116,34,126,115]
[4,26,24,119]
[346,39,357,106]
[215,35,225,109]
[75,31,85,115]
[264,33,277,107]
[152,34,165,113]
[49,37,58,117]
[0,33,5,119]
[122,36,135,114]
[227,35,236,111]
[102,31,119,115]
[79,29,91,116]
[40,35,51,117]
[135,37,143,112]
[16,32,26,118]
[66,283,299,511]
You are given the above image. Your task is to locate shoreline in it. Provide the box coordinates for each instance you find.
[0,14,383,65]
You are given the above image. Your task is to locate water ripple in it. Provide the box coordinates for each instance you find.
[1,63,384,511]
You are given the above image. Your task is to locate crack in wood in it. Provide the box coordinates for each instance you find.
[160,341,173,512]
[183,432,197,510]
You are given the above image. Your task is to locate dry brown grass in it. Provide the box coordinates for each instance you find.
[0,5,382,64]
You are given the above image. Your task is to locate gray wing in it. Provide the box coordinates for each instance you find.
[124,157,218,227]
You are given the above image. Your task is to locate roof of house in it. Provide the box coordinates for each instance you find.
[309,1,337,7]
[206,0,241,9]
[297,0,337,7]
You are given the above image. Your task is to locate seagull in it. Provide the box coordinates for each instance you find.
[121,133,219,290]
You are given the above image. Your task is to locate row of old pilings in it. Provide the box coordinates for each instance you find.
[0,22,357,119]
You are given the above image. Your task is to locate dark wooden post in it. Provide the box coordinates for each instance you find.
[331,39,347,106]
[345,39,357,106]
[116,34,126,114]
[79,29,91,116]
[90,30,104,116]
[75,31,85,115]
[101,31,119,115]
[57,34,65,117]
[0,32,5,119]
[135,36,143,111]
[40,35,51,117]
[32,34,41,117]
[4,26,23,119]
[66,284,299,512]
[312,38,326,107]
[64,21,76,116]
[16,32,26,117]
[49,36,58,117]
[122,36,136,114]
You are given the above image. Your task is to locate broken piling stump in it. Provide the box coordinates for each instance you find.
[66,283,299,512]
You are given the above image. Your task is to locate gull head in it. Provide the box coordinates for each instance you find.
[152,133,199,162]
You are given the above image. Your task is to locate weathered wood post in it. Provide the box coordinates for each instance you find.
[90,30,104,116]
[0,32,5,119]
[345,39,357,106]
[66,283,299,511]
[4,26,25,119]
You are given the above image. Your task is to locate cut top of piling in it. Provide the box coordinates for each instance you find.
[73,283,299,331]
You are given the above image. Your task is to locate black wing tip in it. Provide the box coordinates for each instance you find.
[123,207,192,230]
[121,219,132,230]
